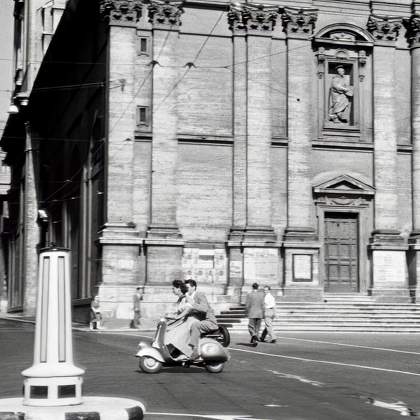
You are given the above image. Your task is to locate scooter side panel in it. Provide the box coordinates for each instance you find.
[199,338,230,363]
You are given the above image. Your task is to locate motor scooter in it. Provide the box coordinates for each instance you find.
[136,318,230,373]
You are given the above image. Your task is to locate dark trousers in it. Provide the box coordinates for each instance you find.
[248,318,262,338]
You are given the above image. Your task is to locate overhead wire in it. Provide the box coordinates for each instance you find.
[2,10,414,210]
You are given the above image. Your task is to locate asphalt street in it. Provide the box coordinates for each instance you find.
[2,318,420,419]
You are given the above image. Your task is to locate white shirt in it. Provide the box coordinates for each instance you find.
[264,293,276,309]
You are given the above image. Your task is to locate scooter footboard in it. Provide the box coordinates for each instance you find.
[200,338,230,362]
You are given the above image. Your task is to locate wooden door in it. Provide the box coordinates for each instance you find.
[324,213,358,292]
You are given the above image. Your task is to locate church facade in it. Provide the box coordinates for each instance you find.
[2,0,420,322]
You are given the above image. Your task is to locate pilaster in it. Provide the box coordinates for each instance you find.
[145,0,184,284]
[245,5,277,234]
[23,121,40,315]
[405,13,420,299]
[228,4,247,234]
[281,7,321,300]
[98,0,143,319]
[367,14,409,302]
[100,0,140,230]
[227,4,279,297]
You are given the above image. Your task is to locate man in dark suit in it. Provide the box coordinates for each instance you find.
[184,279,219,360]
[245,283,264,346]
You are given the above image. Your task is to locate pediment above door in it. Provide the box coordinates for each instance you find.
[313,174,375,207]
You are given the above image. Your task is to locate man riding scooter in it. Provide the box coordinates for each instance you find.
[136,279,229,373]
[184,279,219,360]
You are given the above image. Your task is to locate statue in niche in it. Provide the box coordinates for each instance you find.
[328,64,353,124]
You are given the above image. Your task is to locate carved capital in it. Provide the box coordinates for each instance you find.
[367,14,402,43]
[100,0,142,26]
[281,7,318,38]
[228,4,278,33]
[148,0,184,28]
[404,15,420,47]
[227,4,246,32]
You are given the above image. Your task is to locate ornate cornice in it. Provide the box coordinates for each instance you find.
[367,14,402,43]
[228,4,278,33]
[148,0,184,28]
[281,7,318,38]
[99,0,142,26]
[404,15,420,47]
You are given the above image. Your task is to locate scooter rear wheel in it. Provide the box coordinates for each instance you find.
[139,356,162,373]
[205,362,225,373]
[217,325,230,347]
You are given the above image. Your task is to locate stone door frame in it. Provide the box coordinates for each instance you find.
[313,174,375,294]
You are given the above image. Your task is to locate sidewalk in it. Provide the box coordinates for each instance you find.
[0,312,158,332]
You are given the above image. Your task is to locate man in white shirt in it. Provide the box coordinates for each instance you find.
[260,286,276,343]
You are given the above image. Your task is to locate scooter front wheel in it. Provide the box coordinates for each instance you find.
[139,356,162,373]
[205,362,225,373]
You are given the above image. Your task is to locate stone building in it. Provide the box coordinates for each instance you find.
[2,0,420,323]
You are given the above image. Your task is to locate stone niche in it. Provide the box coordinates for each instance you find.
[314,24,374,142]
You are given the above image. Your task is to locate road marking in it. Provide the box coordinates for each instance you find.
[266,369,324,387]
[231,348,420,377]
[275,336,420,356]
[366,398,416,416]
[147,413,271,419]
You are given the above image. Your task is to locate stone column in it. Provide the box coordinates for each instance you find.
[281,7,321,301]
[98,0,143,320]
[405,13,420,298]
[145,0,184,287]
[367,14,409,302]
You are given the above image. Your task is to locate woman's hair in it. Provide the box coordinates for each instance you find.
[172,279,183,289]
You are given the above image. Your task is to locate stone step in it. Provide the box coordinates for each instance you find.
[217,301,420,332]
[227,326,420,332]
[276,307,420,315]
[276,315,420,320]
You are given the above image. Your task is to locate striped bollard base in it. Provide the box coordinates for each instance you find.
[0,397,145,420]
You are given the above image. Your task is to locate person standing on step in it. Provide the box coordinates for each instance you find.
[260,285,276,343]
[245,283,264,346]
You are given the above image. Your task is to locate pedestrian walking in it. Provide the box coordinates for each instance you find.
[260,285,276,343]
[90,295,103,330]
[131,287,142,329]
[245,282,264,346]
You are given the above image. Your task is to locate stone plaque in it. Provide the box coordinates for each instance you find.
[244,248,279,285]
[293,254,312,281]
[373,250,406,285]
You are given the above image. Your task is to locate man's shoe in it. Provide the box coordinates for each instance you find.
[190,348,200,361]
[270,340,276,344]
[258,337,265,342]
[250,336,258,346]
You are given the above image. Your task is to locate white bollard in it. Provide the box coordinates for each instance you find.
[0,247,145,419]
[21,248,84,406]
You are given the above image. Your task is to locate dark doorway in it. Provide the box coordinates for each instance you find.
[324,212,358,292]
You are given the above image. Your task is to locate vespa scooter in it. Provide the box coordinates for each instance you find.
[136,318,230,373]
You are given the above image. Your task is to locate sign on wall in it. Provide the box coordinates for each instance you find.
[182,248,227,283]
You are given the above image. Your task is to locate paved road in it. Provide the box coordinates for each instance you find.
[2,318,420,419]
